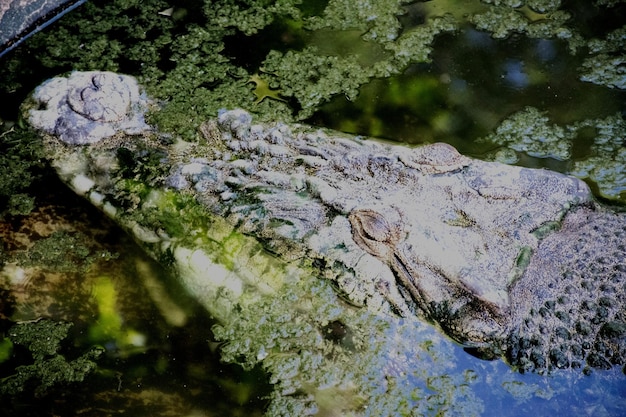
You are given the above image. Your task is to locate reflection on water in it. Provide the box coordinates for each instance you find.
[314,28,623,156]
[0,183,270,416]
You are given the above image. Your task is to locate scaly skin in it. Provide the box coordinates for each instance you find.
[25,71,626,372]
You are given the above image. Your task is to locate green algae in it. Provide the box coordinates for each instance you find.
[0,320,103,397]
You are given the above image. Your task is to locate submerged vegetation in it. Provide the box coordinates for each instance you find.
[0,0,625,415]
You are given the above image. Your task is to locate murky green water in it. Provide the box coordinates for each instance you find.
[1,0,625,415]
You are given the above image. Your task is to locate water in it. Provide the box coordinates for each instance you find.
[1,0,625,415]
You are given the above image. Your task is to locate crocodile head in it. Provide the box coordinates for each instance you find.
[26,71,598,353]
[335,146,592,347]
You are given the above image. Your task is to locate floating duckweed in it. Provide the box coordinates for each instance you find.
[526,0,562,13]
[570,114,626,200]
[468,2,583,52]
[212,275,485,416]
[480,107,574,160]
[482,110,626,202]
[304,0,405,42]
[1,320,103,397]
[0,124,45,218]
[15,231,93,272]
[580,27,626,90]
[203,0,302,35]
[571,150,626,200]
[261,14,456,118]
[262,48,373,119]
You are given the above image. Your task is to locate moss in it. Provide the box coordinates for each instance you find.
[1,320,103,397]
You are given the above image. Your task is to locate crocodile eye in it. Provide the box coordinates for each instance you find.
[349,209,402,259]
[350,210,393,243]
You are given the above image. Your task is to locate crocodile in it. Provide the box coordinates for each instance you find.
[25,71,626,372]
